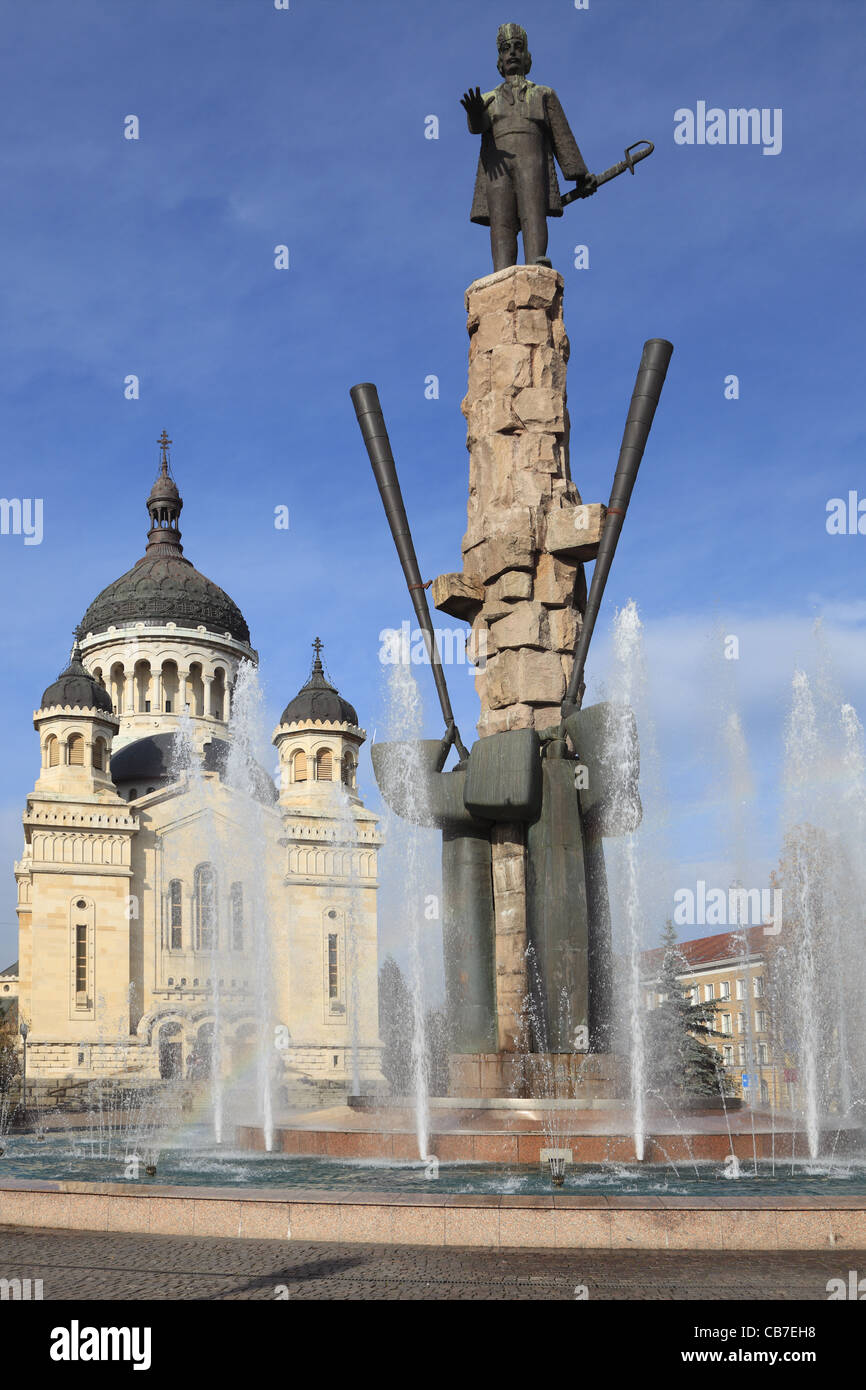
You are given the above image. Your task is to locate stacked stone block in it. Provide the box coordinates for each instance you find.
[433,265,605,1055]
[434,263,604,738]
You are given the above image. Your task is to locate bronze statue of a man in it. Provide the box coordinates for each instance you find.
[462,23,597,272]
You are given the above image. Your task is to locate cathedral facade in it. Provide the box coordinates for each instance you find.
[13,435,383,1100]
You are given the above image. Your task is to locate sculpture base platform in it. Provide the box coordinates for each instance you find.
[236,1102,865,1165]
[448,1052,625,1100]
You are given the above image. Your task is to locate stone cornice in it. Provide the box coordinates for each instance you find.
[273,720,365,738]
[279,821,382,845]
[24,806,137,830]
[78,624,258,664]
[33,704,120,725]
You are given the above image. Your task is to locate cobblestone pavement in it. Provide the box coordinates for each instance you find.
[0,1226,858,1299]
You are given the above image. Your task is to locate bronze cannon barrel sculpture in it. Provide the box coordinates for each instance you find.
[350,382,469,767]
[352,335,672,1057]
[352,385,496,1051]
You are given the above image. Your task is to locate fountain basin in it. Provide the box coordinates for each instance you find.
[236,1103,866,1165]
[2,1167,866,1251]
[3,1129,866,1250]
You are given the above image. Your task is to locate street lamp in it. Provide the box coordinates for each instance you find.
[19,1020,28,1123]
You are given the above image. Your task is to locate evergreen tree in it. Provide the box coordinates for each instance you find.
[0,1015,19,1096]
[424,1007,450,1097]
[645,920,727,1101]
[377,956,413,1096]
[378,958,452,1097]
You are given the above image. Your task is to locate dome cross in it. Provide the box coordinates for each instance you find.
[157,430,172,475]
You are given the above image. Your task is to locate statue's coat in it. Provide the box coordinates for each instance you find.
[469,81,589,225]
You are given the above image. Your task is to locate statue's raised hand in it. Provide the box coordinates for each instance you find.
[460,87,486,131]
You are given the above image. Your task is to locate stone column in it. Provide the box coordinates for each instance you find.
[490,824,527,1052]
[435,264,604,737]
[434,265,606,1052]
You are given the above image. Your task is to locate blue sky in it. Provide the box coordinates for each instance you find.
[1,0,864,966]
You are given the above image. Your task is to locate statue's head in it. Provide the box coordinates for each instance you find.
[496,23,531,79]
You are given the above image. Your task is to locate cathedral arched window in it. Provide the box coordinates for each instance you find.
[211,668,226,721]
[75,923,88,999]
[230,882,244,951]
[159,1021,183,1080]
[71,897,94,1011]
[161,661,179,716]
[341,753,356,788]
[315,748,332,781]
[67,734,85,767]
[328,932,339,999]
[291,749,307,783]
[169,879,183,950]
[45,735,59,768]
[92,738,106,771]
[194,863,218,951]
[324,909,344,1014]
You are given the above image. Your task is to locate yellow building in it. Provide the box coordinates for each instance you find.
[0,961,18,1011]
[12,435,383,1102]
[641,926,787,1107]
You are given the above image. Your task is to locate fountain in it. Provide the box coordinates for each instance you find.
[3,25,866,1262]
[602,602,652,1161]
[376,657,435,1160]
[332,281,672,1169]
[168,707,229,1144]
[771,655,866,1159]
[5,610,866,1249]
[222,661,278,1152]
[225,108,866,1182]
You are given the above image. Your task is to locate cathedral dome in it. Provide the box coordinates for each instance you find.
[40,641,114,714]
[110,731,277,804]
[75,431,250,645]
[279,639,358,727]
[77,555,250,643]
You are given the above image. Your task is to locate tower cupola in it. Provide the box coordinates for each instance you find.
[34,640,121,797]
[145,430,184,554]
[273,639,365,804]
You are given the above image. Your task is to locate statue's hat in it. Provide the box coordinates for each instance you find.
[497,23,528,46]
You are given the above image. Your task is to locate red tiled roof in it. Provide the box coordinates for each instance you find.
[641,925,769,974]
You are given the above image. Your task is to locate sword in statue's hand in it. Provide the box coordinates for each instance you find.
[562,140,654,205]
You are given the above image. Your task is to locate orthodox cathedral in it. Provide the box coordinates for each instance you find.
[11,433,383,1099]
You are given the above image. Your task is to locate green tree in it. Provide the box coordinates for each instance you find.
[0,1015,19,1096]
[424,1007,450,1097]
[378,956,413,1096]
[378,958,452,1098]
[645,921,727,1101]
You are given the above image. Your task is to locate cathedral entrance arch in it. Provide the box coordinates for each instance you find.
[158,1020,183,1079]
[231,1021,256,1077]
[195,1021,216,1078]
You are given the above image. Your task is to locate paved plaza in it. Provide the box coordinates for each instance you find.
[0,1226,858,1300]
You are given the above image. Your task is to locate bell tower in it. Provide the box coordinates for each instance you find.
[32,641,122,798]
[274,639,365,805]
[271,640,383,1093]
[15,643,138,1084]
